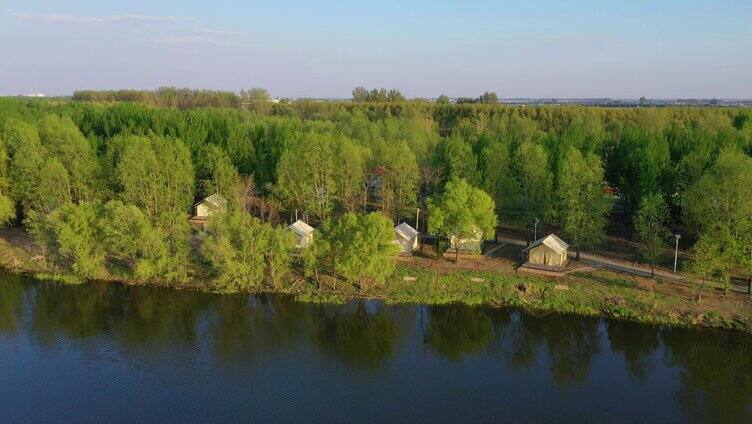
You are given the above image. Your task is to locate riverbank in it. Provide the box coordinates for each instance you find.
[2,230,751,332]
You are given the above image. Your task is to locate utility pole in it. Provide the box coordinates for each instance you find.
[534,218,540,241]
[673,234,681,273]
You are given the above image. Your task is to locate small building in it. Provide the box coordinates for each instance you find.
[449,226,484,254]
[522,233,570,268]
[193,193,227,220]
[287,219,315,249]
[393,222,419,254]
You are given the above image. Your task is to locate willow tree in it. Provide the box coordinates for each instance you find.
[200,145,243,211]
[112,135,195,220]
[427,179,497,261]
[307,212,398,284]
[0,141,12,225]
[38,115,99,202]
[10,141,71,215]
[274,133,338,222]
[202,212,294,291]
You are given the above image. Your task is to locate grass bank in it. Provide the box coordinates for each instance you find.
[2,233,751,333]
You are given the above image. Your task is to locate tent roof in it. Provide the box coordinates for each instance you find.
[200,193,227,208]
[394,222,418,240]
[287,220,315,237]
[523,233,569,255]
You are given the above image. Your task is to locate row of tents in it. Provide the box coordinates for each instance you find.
[288,219,422,254]
[191,194,427,255]
[192,193,571,266]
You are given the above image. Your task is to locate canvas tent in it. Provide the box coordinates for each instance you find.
[449,226,484,254]
[393,222,419,254]
[193,193,227,219]
[287,219,315,249]
[522,233,570,268]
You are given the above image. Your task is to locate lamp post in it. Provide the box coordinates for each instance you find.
[673,234,681,273]
[534,218,540,241]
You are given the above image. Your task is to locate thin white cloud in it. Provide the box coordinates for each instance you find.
[160,35,217,44]
[159,28,247,46]
[158,33,248,47]
[11,12,195,25]
[194,28,243,37]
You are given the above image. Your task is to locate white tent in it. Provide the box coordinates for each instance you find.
[393,222,419,253]
[449,225,484,254]
[522,233,570,267]
[287,220,315,249]
[193,193,227,219]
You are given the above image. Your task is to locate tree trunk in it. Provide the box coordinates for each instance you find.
[651,263,655,279]
[576,245,580,260]
[455,242,460,263]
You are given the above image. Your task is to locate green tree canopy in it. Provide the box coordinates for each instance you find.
[10,140,71,215]
[28,202,107,279]
[111,135,195,220]
[37,114,99,202]
[557,147,612,259]
[684,146,752,286]
[514,139,552,223]
[200,144,243,211]
[309,212,398,283]
[427,179,497,260]
[274,132,338,222]
[372,140,419,221]
[434,136,480,185]
[202,212,294,291]
[634,192,670,277]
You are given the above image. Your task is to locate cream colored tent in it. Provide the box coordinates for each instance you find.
[393,222,419,254]
[287,220,315,249]
[449,225,484,254]
[523,233,569,268]
[193,193,227,219]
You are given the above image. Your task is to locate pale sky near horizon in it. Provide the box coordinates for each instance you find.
[1,0,750,98]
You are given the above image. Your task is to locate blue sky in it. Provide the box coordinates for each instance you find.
[1,0,750,98]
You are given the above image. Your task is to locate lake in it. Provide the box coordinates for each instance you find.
[1,272,750,423]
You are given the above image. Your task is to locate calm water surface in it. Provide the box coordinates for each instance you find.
[1,272,751,423]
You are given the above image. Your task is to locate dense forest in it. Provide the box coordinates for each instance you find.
[1,91,751,290]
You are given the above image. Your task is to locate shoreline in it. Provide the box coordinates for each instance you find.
[3,251,751,334]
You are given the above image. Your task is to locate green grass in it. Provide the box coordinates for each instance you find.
[4,234,751,332]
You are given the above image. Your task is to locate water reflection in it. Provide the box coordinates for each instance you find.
[423,304,512,361]
[662,327,752,422]
[606,320,660,381]
[0,274,24,334]
[1,274,751,422]
[315,300,402,368]
[503,312,601,387]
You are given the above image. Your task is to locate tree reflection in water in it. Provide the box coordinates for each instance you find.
[662,326,752,423]
[502,311,601,387]
[314,300,402,369]
[423,304,495,361]
[0,273,25,335]
[606,320,660,381]
[1,273,752,421]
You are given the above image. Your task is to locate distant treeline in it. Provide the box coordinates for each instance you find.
[1,96,751,288]
[73,87,243,109]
